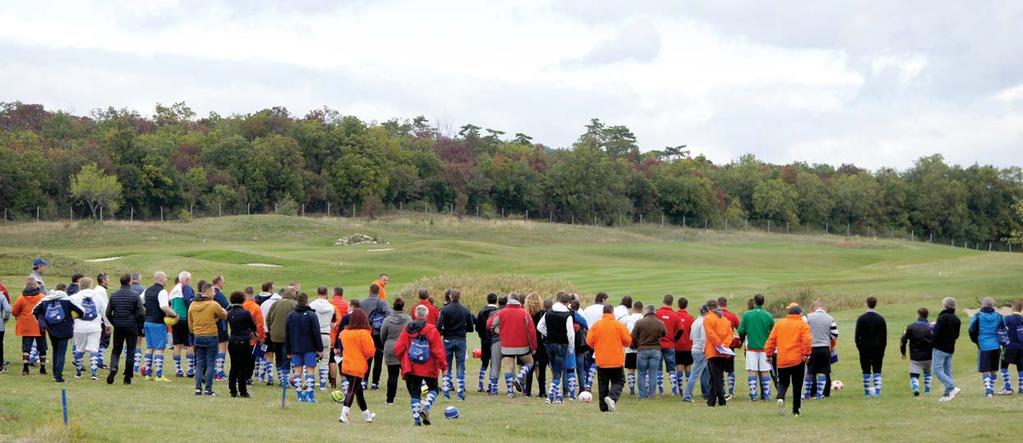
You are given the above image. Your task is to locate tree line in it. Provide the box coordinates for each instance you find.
[1,101,1021,244]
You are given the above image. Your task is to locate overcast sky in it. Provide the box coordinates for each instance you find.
[1,0,1021,169]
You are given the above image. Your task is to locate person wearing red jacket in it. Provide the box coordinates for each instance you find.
[413,289,440,325]
[486,295,537,398]
[675,297,695,398]
[718,297,740,399]
[656,294,684,396]
[394,305,448,426]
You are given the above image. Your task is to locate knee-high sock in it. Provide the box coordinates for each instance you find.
[340,377,349,393]
[442,371,451,396]
[186,353,195,377]
[318,360,329,389]
[22,351,30,364]
[215,352,226,378]
[761,375,772,400]
[89,352,99,377]
[145,353,154,377]
[423,389,437,412]
[133,349,142,374]
[862,373,872,396]
[803,373,813,399]
[73,351,85,374]
[923,371,932,393]
[983,373,994,396]
[478,368,487,391]
[668,369,678,395]
[97,345,106,367]
[516,363,533,383]
[747,375,758,400]
[627,372,636,395]
[657,371,664,394]
[910,373,920,392]
[872,373,882,397]
[29,344,39,364]
[253,356,264,380]
[410,397,421,423]
[727,372,735,395]
[567,372,578,399]
[266,361,275,384]
[154,354,164,378]
[488,376,498,394]
[1017,371,1023,393]
[588,365,597,390]
[457,371,466,395]
[1000,368,1011,392]
[173,355,183,375]
[816,374,826,399]
[306,374,316,401]
[504,372,515,396]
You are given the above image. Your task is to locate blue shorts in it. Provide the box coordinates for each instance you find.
[291,352,318,368]
[144,322,168,350]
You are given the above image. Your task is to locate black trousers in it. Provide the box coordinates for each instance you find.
[807,346,832,398]
[777,364,805,415]
[386,364,401,403]
[859,350,884,374]
[524,360,548,397]
[109,327,138,379]
[707,357,728,406]
[405,374,440,400]
[0,331,5,365]
[344,375,367,410]
[596,367,625,412]
[480,339,492,371]
[270,341,290,370]
[365,335,384,385]
[228,341,254,395]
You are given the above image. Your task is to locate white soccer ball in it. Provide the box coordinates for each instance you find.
[578,391,593,403]
[831,380,844,391]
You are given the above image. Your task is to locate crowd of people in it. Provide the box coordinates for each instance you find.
[2,257,1023,425]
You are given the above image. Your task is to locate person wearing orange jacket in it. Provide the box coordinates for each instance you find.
[328,287,348,387]
[703,299,735,407]
[339,309,377,424]
[371,274,389,301]
[765,303,813,417]
[12,277,47,376]
[587,304,632,412]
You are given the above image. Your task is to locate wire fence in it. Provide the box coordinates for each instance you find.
[3,203,1021,253]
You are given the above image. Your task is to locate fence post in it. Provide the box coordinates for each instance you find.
[3,208,6,223]
[301,204,305,217]
[929,232,932,243]
[825,222,829,233]
[704,219,708,229]
[725,218,728,230]
[768,220,771,232]
[682,216,686,228]
[745,218,749,231]
[640,214,643,224]
[36,206,39,222]
[160,206,164,222]
[130,207,133,223]
[525,210,529,220]
[219,203,222,217]
[989,242,992,251]
[786,221,789,234]
[100,206,103,221]
[327,202,331,217]
[660,214,663,226]
[247,203,251,215]
[70,207,73,222]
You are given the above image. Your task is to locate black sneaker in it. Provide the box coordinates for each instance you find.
[371,384,380,390]
[204,391,216,397]
[420,410,431,426]
[230,392,238,398]
[240,393,251,398]
[513,379,523,393]
[123,378,132,385]
[195,389,203,396]
[107,368,119,385]
[40,366,48,375]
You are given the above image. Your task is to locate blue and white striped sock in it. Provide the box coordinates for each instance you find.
[318,362,328,390]
[478,368,487,391]
[411,397,421,424]
[802,374,813,399]
[305,374,316,402]
[133,349,142,374]
[73,351,85,376]
[488,377,498,394]
[983,373,994,396]
[910,374,920,393]
[174,355,183,375]
[424,389,437,412]
[89,353,99,377]
[748,376,758,400]
[186,353,196,377]
[154,354,164,378]
[862,373,872,397]
[923,372,932,393]
[627,372,636,395]
[760,375,772,400]
[505,372,515,396]
[566,373,578,399]
[443,371,451,397]
[96,345,106,368]
[872,373,882,397]
[215,352,226,379]
[727,372,735,396]
[517,363,533,384]
[145,353,154,376]
[1018,371,1023,393]
[1001,368,1011,392]
[657,371,664,394]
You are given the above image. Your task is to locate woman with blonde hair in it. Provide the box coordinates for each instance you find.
[523,292,549,397]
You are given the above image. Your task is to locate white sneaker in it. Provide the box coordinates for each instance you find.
[777,399,785,416]
[339,406,350,424]
[604,396,616,412]
[997,389,1013,395]
[949,387,961,400]
[938,395,951,402]
[364,410,376,423]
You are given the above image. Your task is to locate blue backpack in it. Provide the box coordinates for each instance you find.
[408,334,431,364]
[44,301,65,325]
[369,307,387,333]
[80,296,98,321]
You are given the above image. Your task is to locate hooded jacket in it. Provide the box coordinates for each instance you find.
[394,319,448,378]
[968,307,1004,352]
[33,290,83,340]
[1004,312,1023,351]
[285,304,323,355]
[704,309,735,359]
[765,313,812,369]
[416,299,440,325]
[932,308,961,354]
[70,288,109,334]
[900,319,933,361]
[188,297,227,337]
[12,288,44,336]
[486,302,536,354]
[380,311,412,365]
[340,328,376,377]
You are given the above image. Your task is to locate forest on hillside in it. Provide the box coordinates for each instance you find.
[1,101,1020,245]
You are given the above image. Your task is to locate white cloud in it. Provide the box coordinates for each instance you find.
[0,0,1020,169]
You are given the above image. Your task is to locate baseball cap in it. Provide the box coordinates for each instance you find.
[33,258,48,267]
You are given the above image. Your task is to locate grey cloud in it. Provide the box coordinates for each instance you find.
[568,20,661,66]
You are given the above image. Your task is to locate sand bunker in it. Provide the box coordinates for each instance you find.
[367,248,394,253]
[246,263,282,268]
[86,256,123,263]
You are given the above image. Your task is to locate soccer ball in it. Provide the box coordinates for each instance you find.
[330,390,345,403]
[443,406,460,419]
[471,348,482,359]
[831,380,844,391]
[164,316,178,326]
[578,391,593,403]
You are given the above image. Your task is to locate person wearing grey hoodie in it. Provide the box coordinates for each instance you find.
[32,285,83,382]
[363,283,391,389]
[380,297,412,404]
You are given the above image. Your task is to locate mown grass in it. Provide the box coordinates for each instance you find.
[1,215,1022,442]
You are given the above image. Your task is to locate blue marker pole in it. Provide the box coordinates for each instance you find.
[281,382,287,409]
[61,388,69,426]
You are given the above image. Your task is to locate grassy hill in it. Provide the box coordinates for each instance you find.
[1,215,1021,442]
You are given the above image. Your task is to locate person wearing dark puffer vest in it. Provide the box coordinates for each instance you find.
[474,293,499,393]
[437,289,474,400]
[286,293,324,403]
[105,273,144,384]
[227,291,257,398]
[900,307,934,396]
[855,296,887,398]
[932,297,961,401]
[33,285,83,383]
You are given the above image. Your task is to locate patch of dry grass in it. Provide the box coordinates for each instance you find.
[396,273,578,311]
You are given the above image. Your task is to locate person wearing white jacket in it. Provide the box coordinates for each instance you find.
[70,277,109,380]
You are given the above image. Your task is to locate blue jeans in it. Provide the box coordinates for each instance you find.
[932,349,956,395]
[444,338,467,389]
[637,349,661,399]
[49,337,70,381]
[547,343,568,386]
[194,336,218,392]
[661,348,676,372]
[686,351,709,399]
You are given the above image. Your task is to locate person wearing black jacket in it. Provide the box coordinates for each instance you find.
[105,273,144,385]
[932,297,962,401]
[900,307,933,396]
[286,293,324,403]
[437,289,474,400]
[854,296,887,398]
[475,293,499,393]
[227,291,257,398]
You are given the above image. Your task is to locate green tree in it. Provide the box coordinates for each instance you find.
[70,163,123,218]
[752,178,798,225]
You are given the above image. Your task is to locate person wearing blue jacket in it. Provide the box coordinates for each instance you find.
[212,275,230,380]
[286,293,323,402]
[968,297,1006,397]
[999,301,1023,394]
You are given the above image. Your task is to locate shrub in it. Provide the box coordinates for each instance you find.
[397,273,577,311]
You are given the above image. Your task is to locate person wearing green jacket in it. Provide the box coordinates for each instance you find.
[737,294,774,401]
